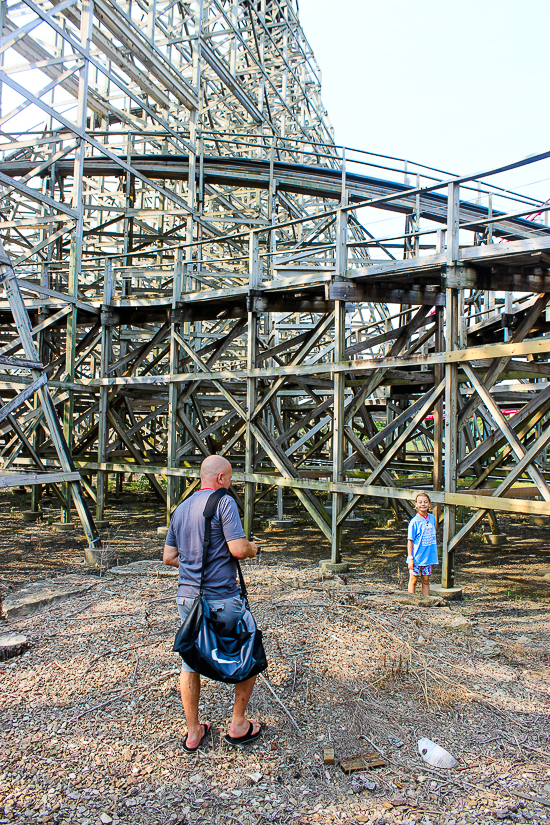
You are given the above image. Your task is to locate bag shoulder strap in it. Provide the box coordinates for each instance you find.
[199,489,249,604]
[199,488,228,594]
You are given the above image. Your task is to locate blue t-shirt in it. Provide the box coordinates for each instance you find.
[166,490,246,599]
[407,513,438,567]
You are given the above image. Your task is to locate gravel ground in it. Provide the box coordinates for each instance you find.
[1,490,550,824]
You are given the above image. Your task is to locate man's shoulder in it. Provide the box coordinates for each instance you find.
[217,492,239,517]
[173,491,207,518]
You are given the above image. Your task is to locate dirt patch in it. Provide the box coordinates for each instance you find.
[1,489,550,825]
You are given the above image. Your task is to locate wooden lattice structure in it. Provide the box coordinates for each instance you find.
[2,0,550,585]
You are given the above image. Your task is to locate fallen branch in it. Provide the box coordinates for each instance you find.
[63,600,99,619]
[259,673,300,731]
[83,640,162,676]
[147,736,179,756]
[499,784,550,809]
[218,816,247,825]
[70,668,179,721]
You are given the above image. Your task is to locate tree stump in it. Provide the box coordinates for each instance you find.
[0,634,29,661]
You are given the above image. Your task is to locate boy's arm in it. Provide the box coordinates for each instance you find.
[407,538,414,570]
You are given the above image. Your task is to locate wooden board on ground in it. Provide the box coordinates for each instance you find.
[339,753,386,773]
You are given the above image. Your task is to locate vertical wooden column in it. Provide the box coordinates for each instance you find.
[331,174,348,563]
[244,231,260,539]
[442,182,460,588]
[432,306,444,525]
[62,238,79,523]
[62,0,92,522]
[268,135,277,280]
[166,249,183,523]
[96,258,113,523]
[442,288,459,587]
[31,263,49,513]
[331,300,346,564]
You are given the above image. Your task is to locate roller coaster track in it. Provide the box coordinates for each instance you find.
[3,153,548,243]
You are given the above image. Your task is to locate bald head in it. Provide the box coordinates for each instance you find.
[200,455,232,490]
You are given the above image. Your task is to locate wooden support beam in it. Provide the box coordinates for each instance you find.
[0,374,47,425]
[449,422,550,552]
[458,292,549,431]
[107,407,166,502]
[0,248,100,546]
[331,301,345,563]
[442,183,460,588]
[458,381,550,474]
[329,280,445,307]
[462,362,550,501]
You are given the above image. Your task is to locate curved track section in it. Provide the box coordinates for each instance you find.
[2,154,548,242]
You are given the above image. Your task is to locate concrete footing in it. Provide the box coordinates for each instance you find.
[2,575,97,619]
[51,521,75,531]
[530,515,550,527]
[22,510,40,522]
[84,544,115,568]
[483,532,508,546]
[268,519,294,528]
[319,559,349,573]
[95,519,110,529]
[109,560,178,578]
[157,526,169,538]
[430,584,463,601]
[84,545,103,566]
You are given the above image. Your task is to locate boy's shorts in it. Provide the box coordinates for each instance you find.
[411,564,432,577]
[176,594,245,674]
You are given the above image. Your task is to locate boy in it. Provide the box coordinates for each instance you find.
[407,491,438,597]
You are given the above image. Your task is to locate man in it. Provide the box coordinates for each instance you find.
[163,454,261,752]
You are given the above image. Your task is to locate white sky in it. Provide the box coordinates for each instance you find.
[299,0,550,203]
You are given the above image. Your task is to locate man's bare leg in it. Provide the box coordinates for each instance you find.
[228,675,261,739]
[180,671,209,748]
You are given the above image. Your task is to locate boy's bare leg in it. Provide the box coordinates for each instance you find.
[420,575,431,598]
[408,573,418,594]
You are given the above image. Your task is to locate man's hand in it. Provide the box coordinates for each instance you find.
[163,544,179,567]
[227,537,258,560]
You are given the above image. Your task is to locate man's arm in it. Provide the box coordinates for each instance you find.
[163,544,179,567]
[227,537,258,560]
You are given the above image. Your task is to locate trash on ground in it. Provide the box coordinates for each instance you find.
[418,737,457,768]
[351,776,377,794]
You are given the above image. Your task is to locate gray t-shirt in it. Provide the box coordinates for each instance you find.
[166,489,245,599]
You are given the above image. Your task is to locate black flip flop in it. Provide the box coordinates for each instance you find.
[182,722,212,753]
[224,721,263,746]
